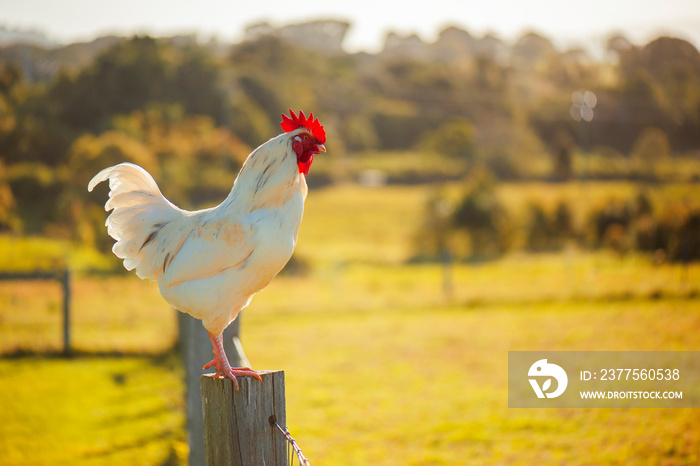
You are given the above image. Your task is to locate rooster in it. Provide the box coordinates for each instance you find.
[88,110,326,391]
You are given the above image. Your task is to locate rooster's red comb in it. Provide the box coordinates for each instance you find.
[281,109,326,144]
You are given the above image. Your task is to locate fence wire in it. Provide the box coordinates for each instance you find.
[269,415,310,466]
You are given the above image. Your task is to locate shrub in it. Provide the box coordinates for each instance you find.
[525,201,575,251]
[420,118,476,161]
[450,168,511,259]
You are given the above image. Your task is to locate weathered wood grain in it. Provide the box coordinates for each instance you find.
[201,370,287,466]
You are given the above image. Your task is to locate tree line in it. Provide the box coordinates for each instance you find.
[0,25,699,253]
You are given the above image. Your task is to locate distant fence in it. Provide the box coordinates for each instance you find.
[0,270,72,355]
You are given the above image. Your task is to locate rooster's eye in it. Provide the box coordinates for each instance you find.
[303,135,309,140]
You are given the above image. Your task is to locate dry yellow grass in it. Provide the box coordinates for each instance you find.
[244,299,700,465]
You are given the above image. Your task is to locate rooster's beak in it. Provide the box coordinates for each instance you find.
[316,144,326,153]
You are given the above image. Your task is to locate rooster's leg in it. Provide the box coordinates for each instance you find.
[203,331,262,391]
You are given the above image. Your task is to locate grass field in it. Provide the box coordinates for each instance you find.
[0,181,699,465]
[0,355,186,465]
[246,300,700,465]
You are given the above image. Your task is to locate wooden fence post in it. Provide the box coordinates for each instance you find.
[200,371,287,466]
[178,313,250,465]
[0,270,71,354]
[61,269,71,355]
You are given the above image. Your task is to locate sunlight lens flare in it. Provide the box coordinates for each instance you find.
[570,90,597,122]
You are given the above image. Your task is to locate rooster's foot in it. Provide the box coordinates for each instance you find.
[204,330,262,392]
[203,358,262,391]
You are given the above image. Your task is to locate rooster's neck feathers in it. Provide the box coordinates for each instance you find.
[222,131,305,214]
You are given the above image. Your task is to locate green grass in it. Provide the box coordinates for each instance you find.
[1,180,700,464]
[310,150,469,185]
[0,355,186,465]
[297,183,427,264]
[242,299,700,465]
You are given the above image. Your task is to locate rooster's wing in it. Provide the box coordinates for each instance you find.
[159,214,255,289]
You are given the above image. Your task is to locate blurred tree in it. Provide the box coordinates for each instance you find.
[226,93,276,147]
[553,202,574,240]
[411,168,512,262]
[605,37,700,153]
[551,128,575,180]
[589,200,632,250]
[0,160,18,231]
[656,204,700,262]
[420,117,476,160]
[630,126,671,161]
[630,126,671,179]
[231,36,305,76]
[511,32,557,71]
[475,57,509,93]
[372,112,427,150]
[174,45,222,122]
[235,74,283,127]
[526,203,554,251]
[606,34,635,60]
[341,115,379,152]
[0,63,71,167]
[525,201,575,252]
[6,162,61,234]
[3,26,700,246]
[68,131,157,186]
[640,38,700,124]
[48,35,220,133]
[0,64,21,160]
[631,193,661,253]
[229,36,325,122]
[633,191,654,217]
[411,188,453,261]
[680,212,700,262]
[478,120,548,180]
[451,167,511,259]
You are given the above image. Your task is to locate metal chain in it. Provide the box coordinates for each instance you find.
[269,415,310,466]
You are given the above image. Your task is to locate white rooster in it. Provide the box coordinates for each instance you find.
[89,110,326,390]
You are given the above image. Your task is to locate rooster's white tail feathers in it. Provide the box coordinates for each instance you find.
[88,163,186,280]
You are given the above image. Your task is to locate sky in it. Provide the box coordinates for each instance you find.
[2,0,700,53]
